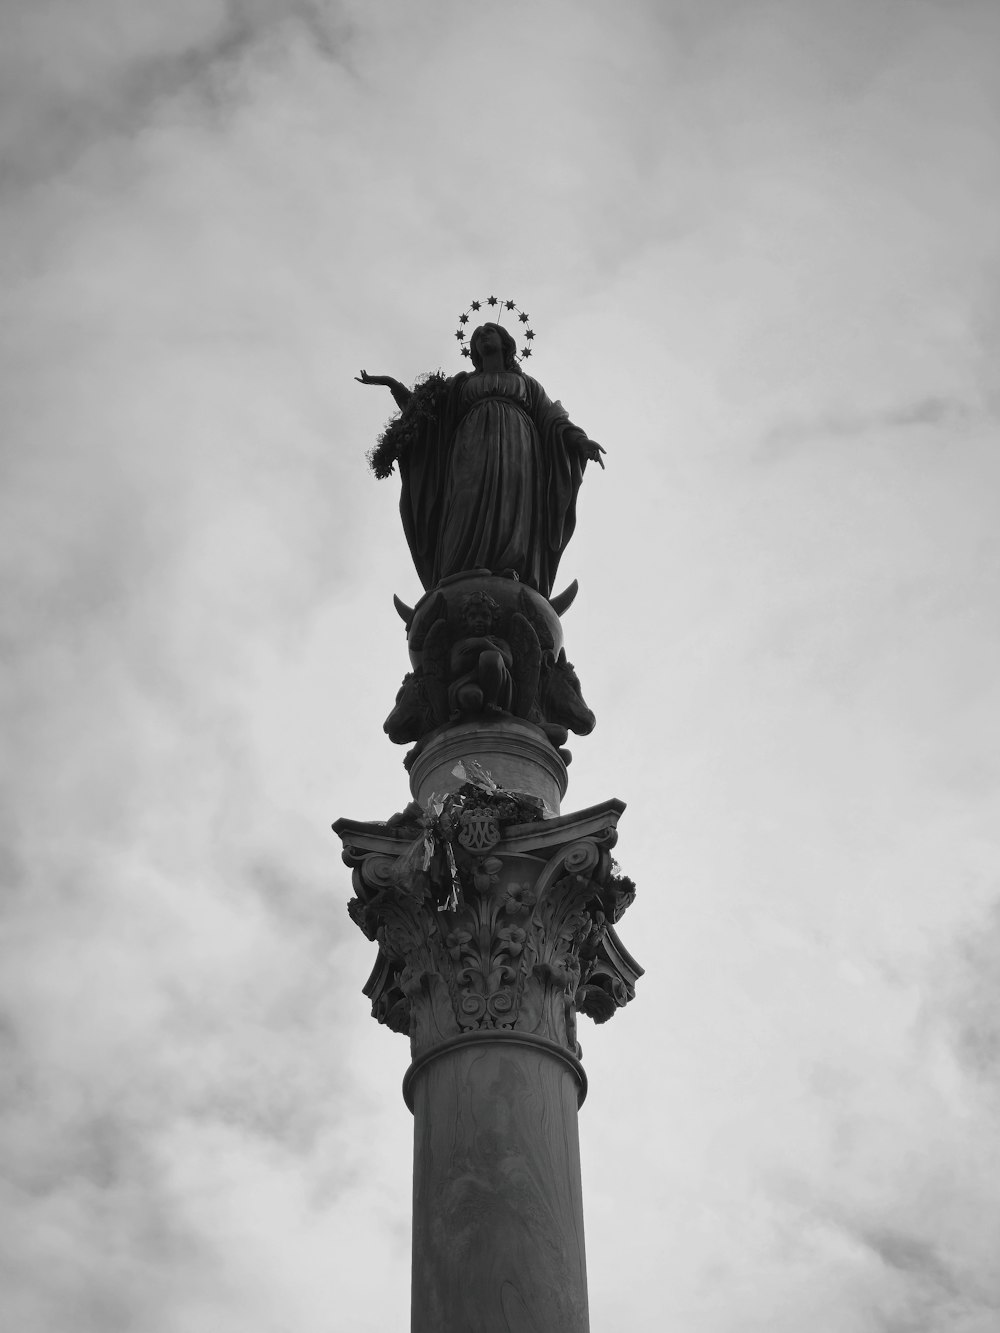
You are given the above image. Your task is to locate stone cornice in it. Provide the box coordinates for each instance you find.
[333,796,626,854]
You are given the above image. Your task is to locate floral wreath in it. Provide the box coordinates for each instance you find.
[455,296,536,359]
[391,760,550,910]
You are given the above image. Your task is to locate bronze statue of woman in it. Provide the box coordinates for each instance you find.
[357,322,605,598]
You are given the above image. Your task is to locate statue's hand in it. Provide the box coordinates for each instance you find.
[584,440,607,470]
[356,371,412,411]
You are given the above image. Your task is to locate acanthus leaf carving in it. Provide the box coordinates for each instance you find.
[334,806,642,1056]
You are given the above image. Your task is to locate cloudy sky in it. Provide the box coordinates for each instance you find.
[3,1,1000,1329]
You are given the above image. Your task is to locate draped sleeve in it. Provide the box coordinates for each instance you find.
[523,376,590,592]
[397,374,468,591]
[395,370,591,597]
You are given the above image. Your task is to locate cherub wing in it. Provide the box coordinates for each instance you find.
[421,615,451,725]
[409,591,446,655]
[509,612,541,720]
[517,587,555,653]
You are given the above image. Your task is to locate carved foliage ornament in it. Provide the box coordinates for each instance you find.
[342,818,641,1056]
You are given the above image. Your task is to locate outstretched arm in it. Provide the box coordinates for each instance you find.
[579,439,606,470]
[566,427,606,470]
[355,370,412,411]
[528,378,606,471]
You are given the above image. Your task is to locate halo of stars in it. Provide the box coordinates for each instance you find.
[455,297,536,360]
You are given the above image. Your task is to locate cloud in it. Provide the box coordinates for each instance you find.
[0,0,355,185]
[759,395,972,454]
[857,1224,958,1293]
[928,898,1000,1097]
[814,1212,1000,1333]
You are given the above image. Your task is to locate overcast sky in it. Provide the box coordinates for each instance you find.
[2,1,1000,1330]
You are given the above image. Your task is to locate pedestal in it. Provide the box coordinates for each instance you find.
[409,718,568,814]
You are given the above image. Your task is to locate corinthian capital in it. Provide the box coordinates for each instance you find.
[334,799,642,1058]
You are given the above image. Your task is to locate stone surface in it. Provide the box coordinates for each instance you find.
[409,1035,590,1333]
[407,718,568,814]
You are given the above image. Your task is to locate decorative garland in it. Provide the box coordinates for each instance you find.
[366,370,449,480]
[455,297,535,359]
[391,760,550,910]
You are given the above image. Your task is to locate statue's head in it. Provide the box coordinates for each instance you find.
[469,323,519,372]
[459,591,500,633]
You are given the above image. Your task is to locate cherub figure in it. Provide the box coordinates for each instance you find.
[448,592,513,721]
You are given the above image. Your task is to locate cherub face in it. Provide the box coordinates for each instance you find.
[462,603,494,635]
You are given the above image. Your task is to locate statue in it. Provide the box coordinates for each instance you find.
[357,317,605,597]
[447,592,513,720]
[381,574,597,766]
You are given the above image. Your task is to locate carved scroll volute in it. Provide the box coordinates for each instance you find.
[344,849,403,939]
[342,842,458,1049]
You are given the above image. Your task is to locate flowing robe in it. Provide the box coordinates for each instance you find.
[398,370,590,596]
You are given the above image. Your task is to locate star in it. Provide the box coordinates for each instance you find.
[518,312,529,323]
[487,295,498,306]
[505,300,515,310]
[455,331,465,341]
[522,349,532,358]
[471,301,481,311]
[461,346,471,357]
[524,329,534,340]
[459,314,469,324]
